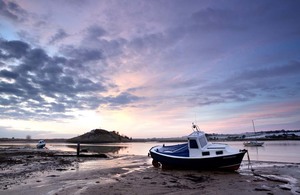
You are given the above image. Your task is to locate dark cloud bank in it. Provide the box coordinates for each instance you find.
[0,38,142,120]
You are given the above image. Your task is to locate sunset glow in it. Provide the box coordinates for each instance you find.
[0,0,300,138]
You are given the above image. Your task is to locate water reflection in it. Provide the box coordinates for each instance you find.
[1,141,300,163]
[244,145,265,161]
[67,145,127,154]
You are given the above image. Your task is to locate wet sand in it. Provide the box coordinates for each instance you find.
[0,148,299,195]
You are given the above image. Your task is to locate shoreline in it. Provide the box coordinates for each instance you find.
[1,148,299,195]
[1,137,300,143]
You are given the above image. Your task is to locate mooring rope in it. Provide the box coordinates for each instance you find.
[246,150,254,172]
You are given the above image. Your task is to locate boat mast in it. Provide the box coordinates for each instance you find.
[252,120,258,142]
[252,120,256,134]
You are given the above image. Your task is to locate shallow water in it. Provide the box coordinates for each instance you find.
[220,140,300,163]
[1,140,300,163]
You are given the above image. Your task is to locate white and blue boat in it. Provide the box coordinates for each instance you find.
[149,124,247,171]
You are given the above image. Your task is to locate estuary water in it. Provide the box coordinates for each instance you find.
[1,140,299,163]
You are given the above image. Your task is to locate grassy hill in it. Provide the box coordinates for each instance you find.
[67,129,131,143]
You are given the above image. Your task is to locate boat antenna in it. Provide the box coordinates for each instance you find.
[192,122,200,132]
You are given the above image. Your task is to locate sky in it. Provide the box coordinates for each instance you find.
[0,0,300,139]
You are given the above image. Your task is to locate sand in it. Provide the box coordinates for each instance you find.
[0,148,299,195]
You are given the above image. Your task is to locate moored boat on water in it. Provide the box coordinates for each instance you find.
[243,140,264,147]
[243,120,264,147]
[149,124,247,171]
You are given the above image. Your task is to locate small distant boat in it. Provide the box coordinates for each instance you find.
[149,124,247,171]
[243,140,264,147]
[243,120,264,147]
[36,140,46,149]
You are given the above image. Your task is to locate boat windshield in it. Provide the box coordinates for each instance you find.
[189,139,199,148]
[199,136,207,148]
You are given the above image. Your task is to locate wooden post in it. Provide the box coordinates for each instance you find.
[77,143,80,156]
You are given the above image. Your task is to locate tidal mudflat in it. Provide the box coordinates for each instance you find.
[0,148,299,195]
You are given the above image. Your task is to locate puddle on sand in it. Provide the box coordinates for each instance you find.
[76,155,151,171]
[45,156,152,195]
[46,177,117,195]
[238,161,300,194]
[257,174,299,194]
[239,161,299,173]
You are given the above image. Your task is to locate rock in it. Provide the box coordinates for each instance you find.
[47,175,59,177]
[279,184,291,191]
[56,168,67,171]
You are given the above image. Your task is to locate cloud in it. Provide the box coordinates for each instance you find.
[0,69,19,79]
[233,61,300,80]
[48,29,69,44]
[187,60,300,107]
[0,125,74,139]
[0,0,28,22]
[191,7,242,32]
[62,46,104,63]
[0,38,142,120]
[86,25,107,39]
[0,39,30,59]
[105,92,144,109]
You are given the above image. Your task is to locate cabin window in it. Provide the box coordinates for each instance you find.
[202,151,210,156]
[189,139,198,149]
[199,136,207,148]
[216,151,223,155]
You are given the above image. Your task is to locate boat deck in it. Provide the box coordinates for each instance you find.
[156,143,189,157]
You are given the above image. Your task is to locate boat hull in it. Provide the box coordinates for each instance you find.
[36,143,45,149]
[150,149,246,171]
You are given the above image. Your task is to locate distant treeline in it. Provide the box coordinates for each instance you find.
[0,138,67,142]
[245,129,300,135]
[1,129,300,142]
[207,129,300,141]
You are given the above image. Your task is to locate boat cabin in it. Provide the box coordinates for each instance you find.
[187,130,231,158]
[188,131,208,157]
